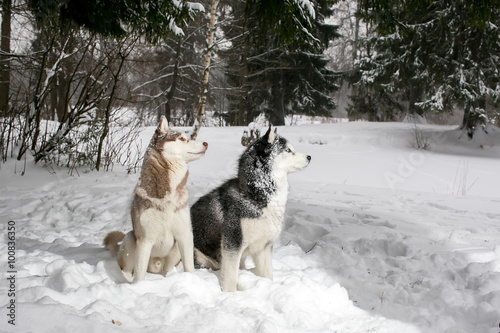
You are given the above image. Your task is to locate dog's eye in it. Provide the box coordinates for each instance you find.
[286,148,292,153]
[179,137,187,142]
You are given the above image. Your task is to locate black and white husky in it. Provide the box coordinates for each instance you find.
[191,125,311,291]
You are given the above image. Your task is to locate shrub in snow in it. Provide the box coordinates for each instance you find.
[409,125,431,151]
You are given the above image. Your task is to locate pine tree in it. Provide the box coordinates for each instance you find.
[357,0,500,137]
[192,0,335,134]
[218,0,252,126]
[438,0,500,137]
[27,0,202,43]
[221,0,340,126]
[346,31,403,122]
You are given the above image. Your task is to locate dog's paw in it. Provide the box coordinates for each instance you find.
[123,271,134,282]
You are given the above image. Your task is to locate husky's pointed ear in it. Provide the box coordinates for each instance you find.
[265,124,276,144]
[158,115,169,134]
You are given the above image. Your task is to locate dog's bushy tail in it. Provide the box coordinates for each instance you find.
[103,231,125,257]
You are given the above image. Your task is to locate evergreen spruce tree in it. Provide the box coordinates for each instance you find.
[222,0,340,126]
[28,0,202,43]
[437,0,500,137]
[357,0,500,137]
[218,0,252,125]
[195,0,336,133]
[346,35,403,121]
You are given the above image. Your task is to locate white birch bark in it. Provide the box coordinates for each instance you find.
[191,0,218,140]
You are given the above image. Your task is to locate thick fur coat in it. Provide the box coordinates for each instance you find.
[104,116,207,282]
[191,126,310,291]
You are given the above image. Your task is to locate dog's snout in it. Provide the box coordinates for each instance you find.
[203,142,208,147]
[307,155,311,161]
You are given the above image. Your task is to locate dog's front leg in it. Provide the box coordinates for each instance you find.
[253,244,273,280]
[133,239,153,283]
[176,228,195,273]
[220,247,243,292]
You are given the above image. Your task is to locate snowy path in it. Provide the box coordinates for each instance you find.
[1,122,499,332]
[283,183,500,332]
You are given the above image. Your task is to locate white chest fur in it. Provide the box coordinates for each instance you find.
[139,205,189,257]
[134,162,190,257]
[241,172,289,254]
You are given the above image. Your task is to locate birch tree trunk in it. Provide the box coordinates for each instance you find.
[191,0,218,140]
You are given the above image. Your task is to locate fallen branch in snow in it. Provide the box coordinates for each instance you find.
[305,242,317,254]
[410,278,424,288]
[379,291,385,306]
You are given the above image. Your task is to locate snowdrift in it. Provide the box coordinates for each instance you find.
[1,122,499,332]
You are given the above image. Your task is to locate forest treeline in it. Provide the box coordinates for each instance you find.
[0,0,499,170]
[0,0,339,169]
[347,0,500,139]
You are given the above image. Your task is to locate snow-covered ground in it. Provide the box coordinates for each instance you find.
[1,122,499,332]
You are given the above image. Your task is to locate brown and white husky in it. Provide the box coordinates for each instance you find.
[104,116,207,282]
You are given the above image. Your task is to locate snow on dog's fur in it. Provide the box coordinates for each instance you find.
[191,125,310,291]
[104,116,207,282]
